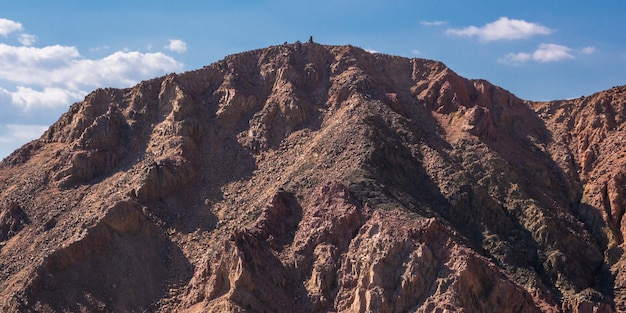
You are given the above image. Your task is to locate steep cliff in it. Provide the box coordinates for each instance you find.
[0,42,624,312]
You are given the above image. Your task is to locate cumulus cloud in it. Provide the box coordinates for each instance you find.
[165,39,187,53]
[0,18,188,159]
[0,18,23,36]
[0,43,183,109]
[498,52,532,65]
[18,33,37,46]
[499,43,574,64]
[447,17,552,41]
[0,44,81,85]
[71,51,183,87]
[420,20,447,27]
[0,19,183,110]
[0,18,36,46]
[581,46,596,55]
[10,86,86,110]
[532,43,574,62]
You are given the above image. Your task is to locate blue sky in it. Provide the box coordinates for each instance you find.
[1,1,625,158]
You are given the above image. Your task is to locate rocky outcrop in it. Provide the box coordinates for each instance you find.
[23,200,173,312]
[0,42,623,312]
[183,182,540,313]
[0,202,29,242]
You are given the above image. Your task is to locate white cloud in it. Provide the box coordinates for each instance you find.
[165,39,187,53]
[69,51,183,88]
[499,43,574,65]
[10,86,86,110]
[365,48,378,54]
[0,43,182,109]
[0,124,48,144]
[0,18,23,36]
[498,52,532,65]
[581,46,596,55]
[0,19,187,159]
[411,49,421,55]
[18,33,37,46]
[532,43,574,62]
[420,20,447,27]
[447,17,552,41]
[0,44,81,86]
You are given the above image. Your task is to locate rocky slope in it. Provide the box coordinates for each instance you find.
[0,42,624,312]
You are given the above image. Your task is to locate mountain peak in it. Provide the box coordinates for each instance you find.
[0,43,624,312]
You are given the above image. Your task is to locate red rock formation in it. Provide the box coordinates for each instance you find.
[0,42,623,312]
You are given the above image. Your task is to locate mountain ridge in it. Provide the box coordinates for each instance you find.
[0,42,624,312]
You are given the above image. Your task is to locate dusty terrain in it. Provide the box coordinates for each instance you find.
[0,42,624,312]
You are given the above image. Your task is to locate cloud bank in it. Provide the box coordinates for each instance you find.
[0,18,185,159]
[0,40,183,111]
[447,17,552,41]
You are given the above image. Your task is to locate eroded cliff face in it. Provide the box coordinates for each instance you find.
[0,42,624,312]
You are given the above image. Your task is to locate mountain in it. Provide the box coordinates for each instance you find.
[0,42,624,312]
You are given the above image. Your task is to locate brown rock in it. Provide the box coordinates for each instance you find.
[0,43,623,312]
[0,202,29,242]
